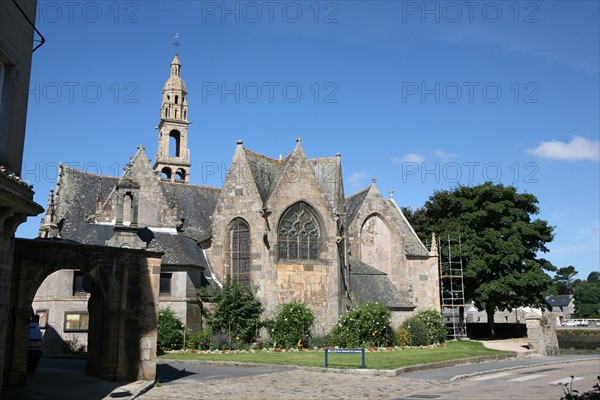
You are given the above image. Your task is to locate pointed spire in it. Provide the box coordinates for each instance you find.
[170,53,181,77]
[38,189,60,238]
[430,232,438,255]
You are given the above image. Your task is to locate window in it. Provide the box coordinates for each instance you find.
[160,273,172,296]
[64,312,89,332]
[278,202,320,261]
[229,218,250,286]
[72,271,87,296]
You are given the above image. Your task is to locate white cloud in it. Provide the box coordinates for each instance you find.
[526,136,600,161]
[434,149,458,160]
[392,153,424,164]
[348,172,368,191]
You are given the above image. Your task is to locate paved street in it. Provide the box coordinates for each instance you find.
[141,368,437,400]
[139,357,600,400]
[2,353,598,399]
[403,359,599,400]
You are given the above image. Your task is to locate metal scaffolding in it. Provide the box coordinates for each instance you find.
[439,235,467,339]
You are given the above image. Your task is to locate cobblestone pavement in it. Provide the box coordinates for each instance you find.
[139,369,437,399]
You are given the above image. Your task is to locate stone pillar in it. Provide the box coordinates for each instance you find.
[86,251,161,381]
[0,175,43,389]
[526,312,559,356]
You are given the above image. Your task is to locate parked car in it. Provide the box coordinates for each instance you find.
[562,319,589,327]
[27,315,43,373]
[562,320,579,327]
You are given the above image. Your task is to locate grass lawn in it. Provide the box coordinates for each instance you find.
[159,341,510,370]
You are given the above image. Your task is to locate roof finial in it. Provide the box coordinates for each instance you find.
[389,189,394,199]
[173,33,181,49]
[430,232,439,255]
[296,137,302,144]
[372,177,377,184]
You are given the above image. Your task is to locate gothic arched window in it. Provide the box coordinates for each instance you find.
[278,202,320,261]
[229,218,250,286]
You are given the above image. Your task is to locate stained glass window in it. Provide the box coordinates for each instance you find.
[278,203,320,261]
[229,218,251,286]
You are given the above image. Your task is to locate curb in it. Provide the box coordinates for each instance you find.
[390,352,519,376]
[103,380,155,400]
[131,381,155,399]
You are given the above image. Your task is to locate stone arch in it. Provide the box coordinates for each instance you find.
[277,202,323,262]
[359,213,392,274]
[226,218,251,286]
[5,239,162,386]
[175,168,186,182]
[161,167,172,181]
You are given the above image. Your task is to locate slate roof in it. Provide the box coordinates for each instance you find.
[161,182,220,242]
[54,165,212,268]
[242,146,345,214]
[345,187,369,226]
[349,256,415,310]
[308,157,344,213]
[55,166,118,237]
[243,148,283,204]
[546,295,573,308]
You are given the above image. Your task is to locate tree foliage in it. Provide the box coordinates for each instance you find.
[553,265,579,294]
[574,280,600,318]
[587,271,600,282]
[405,182,555,335]
[206,275,263,343]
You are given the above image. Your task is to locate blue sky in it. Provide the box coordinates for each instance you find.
[17,1,599,280]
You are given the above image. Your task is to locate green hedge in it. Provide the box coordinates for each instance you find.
[556,329,600,350]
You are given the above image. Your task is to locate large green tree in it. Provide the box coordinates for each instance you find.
[206,275,263,343]
[574,279,600,318]
[405,182,555,336]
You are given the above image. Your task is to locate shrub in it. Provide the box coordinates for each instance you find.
[413,309,447,344]
[157,308,185,352]
[330,303,396,347]
[206,275,263,344]
[396,327,412,347]
[267,301,315,348]
[187,327,213,351]
[402,317,429,346]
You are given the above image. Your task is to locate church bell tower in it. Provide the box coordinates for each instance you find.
[153,53,191,182]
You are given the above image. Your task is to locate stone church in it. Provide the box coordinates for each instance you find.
[34,54,440,350]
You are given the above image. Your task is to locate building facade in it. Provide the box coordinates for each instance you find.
[0,0,45,387]
[34,53,440,349]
